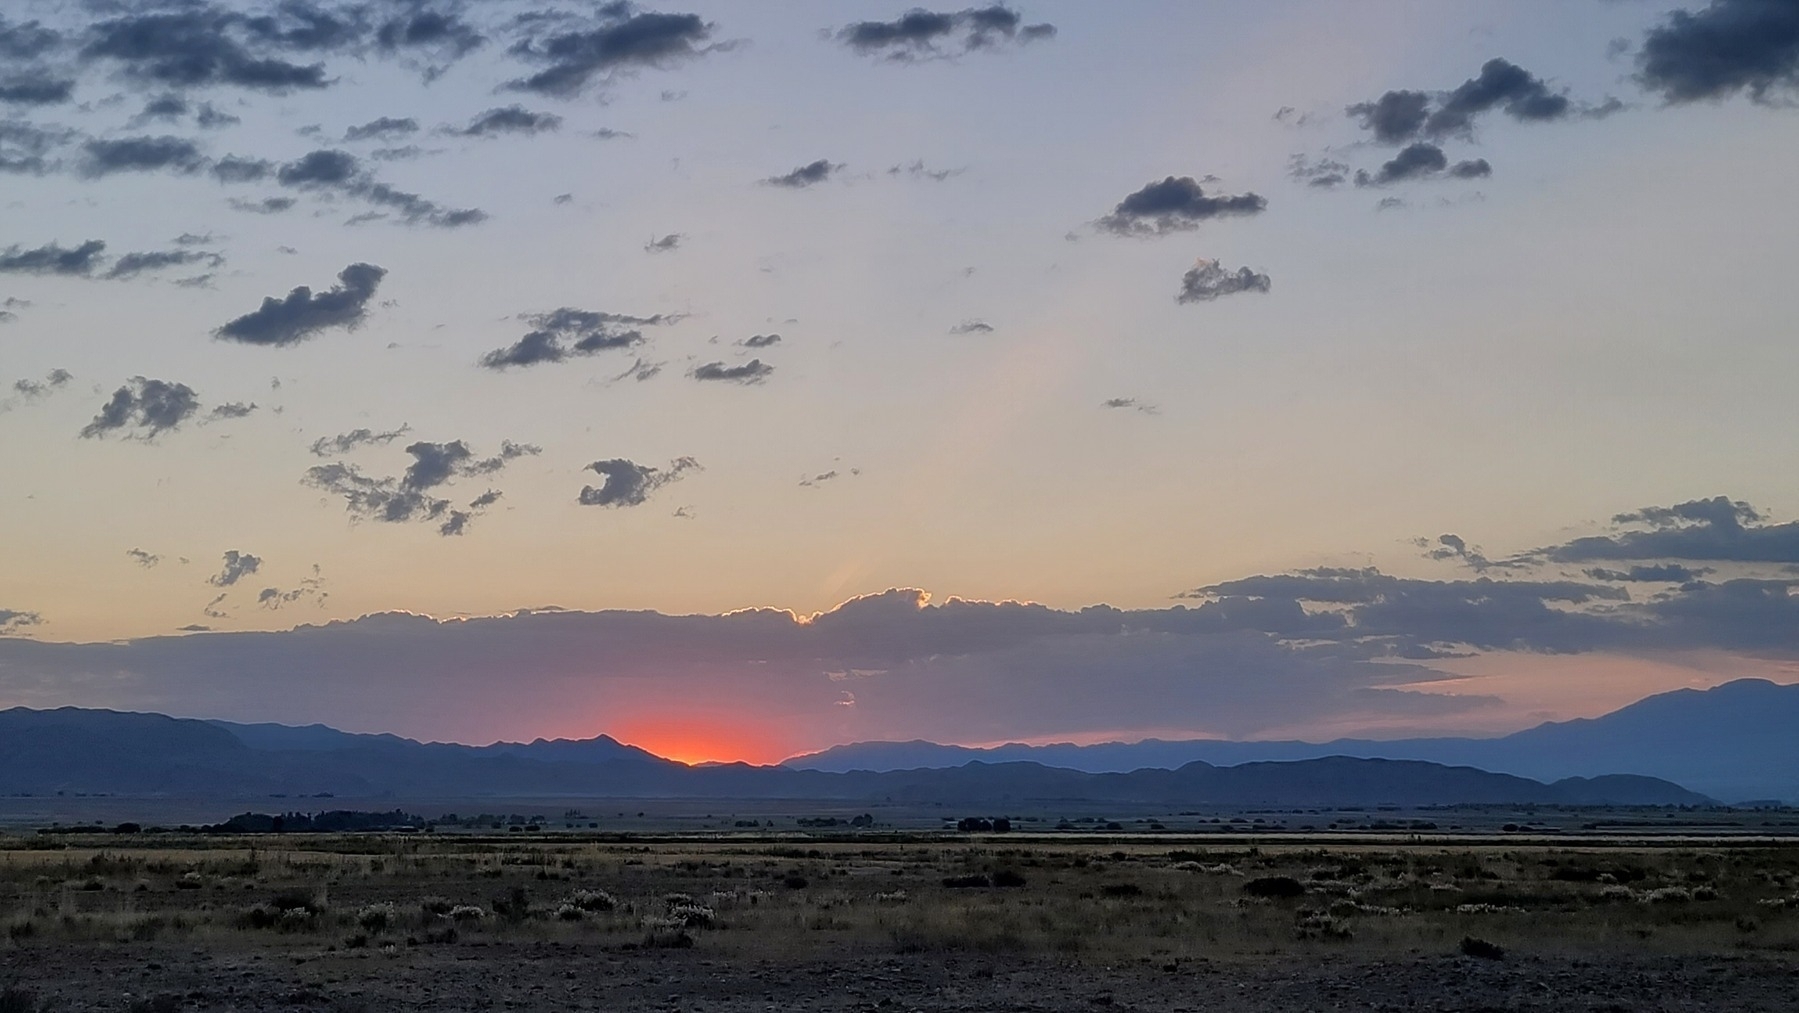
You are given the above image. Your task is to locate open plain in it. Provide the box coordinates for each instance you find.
[5,831,1799,1011]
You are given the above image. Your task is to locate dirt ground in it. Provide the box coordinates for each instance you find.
[5,943,1798,1013]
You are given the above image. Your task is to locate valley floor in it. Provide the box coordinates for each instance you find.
[5,943,1798,1012]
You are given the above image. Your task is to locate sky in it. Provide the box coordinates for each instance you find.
[2,0,1799,763]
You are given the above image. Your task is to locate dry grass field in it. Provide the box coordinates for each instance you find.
[5,832,1799,1010]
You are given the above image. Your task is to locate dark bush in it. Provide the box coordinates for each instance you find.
[1243,876,1305,899]
[1460,936,1505,960]
[992,869,1027,888]
[782,875,809,890]
[1101,882,1143,898]
[942,874,991,888]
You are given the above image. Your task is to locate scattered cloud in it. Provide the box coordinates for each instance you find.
[105,248,224,280]
[480,308,674,369]
[644,233,683,253]
[308,425,411,457]
[448,105,562,138]
[1097,176,1266,236]
[740,333,781,348]
[949,320,993,335]
[304,439,539,536]
[79,377,200,440]
[3,368,72,410]
[258,564,326,610]
[207,550,261,588]
[505,5,718,98]
[691,359,774,384]
[206,401,257,421]
[1102,397,1159,415]
[214,262,386,347]
[1176,260,1271,303]
[0,240,106,276]
[0,609,41,635]
[579,457,699,508]
[764,159,840,188]
[125,548,160,569]
[836,6,1055,61]
[888,159,963,181]
[344,116,418,142]
[1288,154,1350,188]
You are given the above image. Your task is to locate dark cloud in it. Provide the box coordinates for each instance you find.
[1347,89,1431,144]
[104,248,224,280]
[1176,260,1271,303]
[0,16,60,61]
[304,438,539,536]
[309,425,411,457]
[1348,59,1572,146]
[764,159,840,188]
[195,102,239,128]
[505,6,717,98]
[1426,58,1570,138]
[1536,496,1799,565]
[207,550,261,588]
[79,376,200,440]
[206,401,257,421]
[215,262,386,347]
[479,307,674,369]
[837,6,1055,60]
[81,7,334,93]
[375,7,484,67]
[450,105,562,137]
[950,320,993,335]
[0,76,74,106]
[1097,176,1267,236]
[644,233,682,253]
[1352,143,1489,186]
[80,135,204,177]
[1584,564,1712,583]
[740,333,780,348]
[1637,0,1799,104]
[125,548,160,569]
[579,456,699,508]
[610,358,663,383]
[0,609,40,634]
[276,148,358,186]
[691,359,774,384]
[0,240,105,276]
[344,116,418,142]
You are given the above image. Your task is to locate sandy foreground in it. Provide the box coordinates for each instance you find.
[5,944,1797,1012]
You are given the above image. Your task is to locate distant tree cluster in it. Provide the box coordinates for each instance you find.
[955,817,1012,832]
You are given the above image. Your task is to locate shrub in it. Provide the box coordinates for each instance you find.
[991,870,1027,889]
[419,896,454,916]
[449,905,486,922]
[668,904,715,929]
[1460,936,1505,960]
[565,889,616,912]
[554,904,585,922]
[782,875,809,890]
[1100,883,1142,898]
[357,902,398,933]
[1243,877,1305,899]
[942,874,990,889]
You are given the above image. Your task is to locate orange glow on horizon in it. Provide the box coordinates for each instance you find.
[613,715,793,766]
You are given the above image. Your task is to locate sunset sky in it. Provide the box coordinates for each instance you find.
[3,0,1798,763]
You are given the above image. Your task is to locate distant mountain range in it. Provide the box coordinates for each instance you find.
[786,679,1799,803]
[0,706,1713,809]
